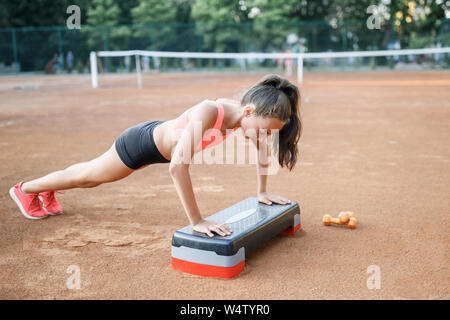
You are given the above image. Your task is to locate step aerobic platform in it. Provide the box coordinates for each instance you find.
[171,197,301,279]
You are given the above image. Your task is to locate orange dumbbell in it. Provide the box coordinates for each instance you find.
[322,212,357,229]
[337,211,356,224]
[322,214,346,226]
[348,217,357,229]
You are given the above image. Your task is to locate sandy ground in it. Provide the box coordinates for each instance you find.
[0,71,449,300]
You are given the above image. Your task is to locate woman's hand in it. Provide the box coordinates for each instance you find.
[258,192,291,205]
[193,219,233,238]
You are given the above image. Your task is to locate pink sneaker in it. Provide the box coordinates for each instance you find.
[9,181,48,219]
[39,190,65,215]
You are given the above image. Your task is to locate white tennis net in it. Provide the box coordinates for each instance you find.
[90,47,450,88]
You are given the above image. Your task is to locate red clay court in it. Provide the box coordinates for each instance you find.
[0,71,449,299]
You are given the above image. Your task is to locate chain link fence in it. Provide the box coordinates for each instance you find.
[0,19,448,74]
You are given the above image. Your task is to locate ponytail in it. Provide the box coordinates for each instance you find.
[278,84,301,170]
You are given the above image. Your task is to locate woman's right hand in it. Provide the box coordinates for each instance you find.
[193,219,232,238]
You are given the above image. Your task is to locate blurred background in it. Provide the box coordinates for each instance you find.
[0,0,449,75]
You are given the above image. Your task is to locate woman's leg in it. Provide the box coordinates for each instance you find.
[21,143,134,194]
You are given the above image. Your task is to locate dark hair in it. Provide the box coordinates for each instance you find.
[240,74,302,171]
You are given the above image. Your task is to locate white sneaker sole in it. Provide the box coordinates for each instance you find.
[9,187,48,220]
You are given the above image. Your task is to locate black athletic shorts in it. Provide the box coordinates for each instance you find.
[115,120,170,170]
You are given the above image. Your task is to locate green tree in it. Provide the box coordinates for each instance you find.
[87,0,120,26]
[0,0,90,28]
[116,0,140,25]
[0,4,9,28]
[131,0,177,50]
[0,0,91,71]
[387,0,448,48]
[86,0,132,51]
[191,0,250,52]
[329,0,450,49]
[175,0,195,23]
[248,0,349,51]
[132,0,177,24]
[245,0,305,51]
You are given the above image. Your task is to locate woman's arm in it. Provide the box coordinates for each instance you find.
[169,101,232,237]
[251,134,291,205]
[169,164,201,225]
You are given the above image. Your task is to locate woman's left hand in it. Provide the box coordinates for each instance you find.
[257,192,291,205]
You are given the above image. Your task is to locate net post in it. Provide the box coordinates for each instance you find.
[90,51,98,89]
[135,54,142,89]
[11,29,19,73]
[297,54,303,84]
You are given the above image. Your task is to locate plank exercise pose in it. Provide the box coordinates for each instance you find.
[9,74,302,237]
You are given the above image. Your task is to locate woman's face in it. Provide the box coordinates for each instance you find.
[240,105,285,140]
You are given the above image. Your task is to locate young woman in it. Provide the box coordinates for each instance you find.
[9,74,302,238]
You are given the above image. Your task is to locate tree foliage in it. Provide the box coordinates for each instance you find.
[0,0,448,55]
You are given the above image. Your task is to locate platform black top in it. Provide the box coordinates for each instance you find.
[172,197,300,256]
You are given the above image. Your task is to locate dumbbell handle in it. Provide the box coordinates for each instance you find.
[330,217,346,225]
[323,215,357,229]
[322,215,347,226]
